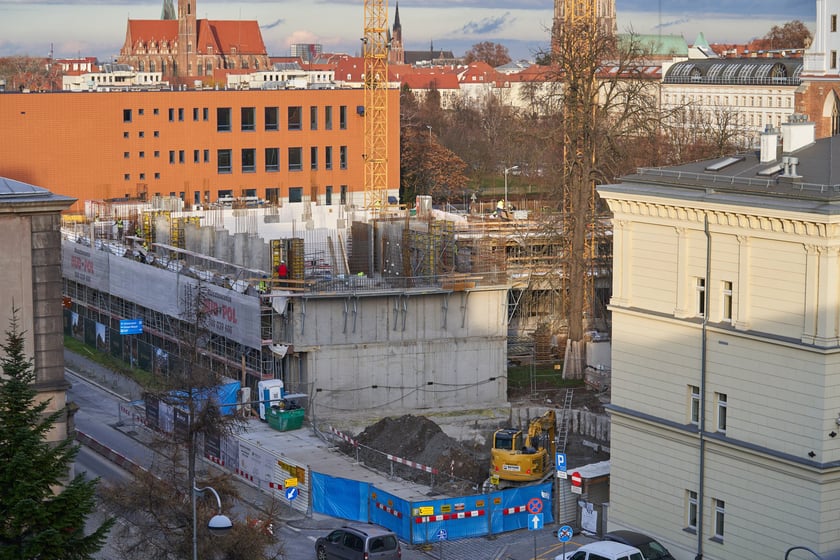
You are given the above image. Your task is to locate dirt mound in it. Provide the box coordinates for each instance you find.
[344,415,489,494]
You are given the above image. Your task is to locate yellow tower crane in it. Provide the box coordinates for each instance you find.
[363,0,389,212]
[560,0,599,372]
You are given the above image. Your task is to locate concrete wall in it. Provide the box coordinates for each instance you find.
[295,288,509,414]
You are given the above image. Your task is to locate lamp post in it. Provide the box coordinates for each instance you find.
[426,125,432,144]
[192,483,232,560]
[504,165,519,211]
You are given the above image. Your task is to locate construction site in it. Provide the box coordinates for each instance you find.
[61,196,612,419]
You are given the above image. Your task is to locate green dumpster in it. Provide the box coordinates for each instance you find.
[266,407,305,432]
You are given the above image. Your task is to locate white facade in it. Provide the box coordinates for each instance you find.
[598,121,840,560]
[804,0,840,75]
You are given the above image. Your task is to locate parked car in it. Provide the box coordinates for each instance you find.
[555,541,644,560]
[315,524,401,560]
[603,530,675,560]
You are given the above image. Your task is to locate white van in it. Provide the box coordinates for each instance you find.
[556,541,645,560]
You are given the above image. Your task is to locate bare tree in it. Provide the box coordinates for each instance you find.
[100,283,281,560]
[761,20,812,50]
[463,41,512,67]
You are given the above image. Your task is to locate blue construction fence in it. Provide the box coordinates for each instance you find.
[311,473,553,545]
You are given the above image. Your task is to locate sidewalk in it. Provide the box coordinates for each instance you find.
[64,348,329,528]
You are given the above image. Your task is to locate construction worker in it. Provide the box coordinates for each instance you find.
[116,218,124,240]
[277,261,288,287]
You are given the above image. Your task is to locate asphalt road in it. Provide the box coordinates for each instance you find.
[66,356,595,560]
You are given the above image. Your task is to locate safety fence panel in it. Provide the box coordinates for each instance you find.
[489,483,554,534]
[311,472,371,522]
[368,488,410,539]
[410,494,490,544]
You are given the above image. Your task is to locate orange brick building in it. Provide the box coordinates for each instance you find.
[0,89,399,213]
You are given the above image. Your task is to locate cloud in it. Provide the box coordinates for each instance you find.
[656,17,692,30]
[458,12,513,36]
[261,18,283,30]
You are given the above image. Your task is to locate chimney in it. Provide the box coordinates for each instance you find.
[759,124,779,163]
[781,114,816,154]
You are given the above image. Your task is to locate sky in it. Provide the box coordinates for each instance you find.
[0,0,818,63]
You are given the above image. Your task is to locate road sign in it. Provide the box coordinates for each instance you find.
[285,477,298,488]
[436,529,447,541]
[285,486,298,501]
[570,470,583,494]
[526,497,543,514]
[529,513,544,530]
[556,452,567,472]
[119,319,143,335]
[557,524,573,542]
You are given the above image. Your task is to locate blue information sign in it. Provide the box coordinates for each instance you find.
[119,319,143,335]
[556,452,567,472]
[285,487,298,501]
[529,513,544,530]
[436,529,447,541]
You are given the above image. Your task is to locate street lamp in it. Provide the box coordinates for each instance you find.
[426,125,432,144]
[504,165,519,211]
[193,484,232,560]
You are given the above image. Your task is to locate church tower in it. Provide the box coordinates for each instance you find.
[389,2,404,65]
[176,0,197,78]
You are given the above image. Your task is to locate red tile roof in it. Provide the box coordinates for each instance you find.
[125,19,266,55]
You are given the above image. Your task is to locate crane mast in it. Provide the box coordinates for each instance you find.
[363,0,389,211]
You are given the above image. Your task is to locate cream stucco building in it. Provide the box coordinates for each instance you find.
[598,119,840,560]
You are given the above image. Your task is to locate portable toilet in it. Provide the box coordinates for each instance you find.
[257,379,284,421]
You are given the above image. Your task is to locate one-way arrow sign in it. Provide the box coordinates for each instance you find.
[529,513,544,530]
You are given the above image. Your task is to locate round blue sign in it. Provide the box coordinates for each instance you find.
[557,525,573,542]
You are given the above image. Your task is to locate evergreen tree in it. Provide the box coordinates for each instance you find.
[0,311,113,559]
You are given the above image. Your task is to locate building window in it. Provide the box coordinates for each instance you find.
[203,107,209,121]
[687,490,698,531]
[339,146,347,169]
[124,151,130,159]
[123,109,132,122]
[340,185,347,205]
[203,149,210,163]
[722,281,733,322]
[339,105,347,129]
[169,150,175,164]
[716,393,727,433]
[154,150,160,158]
[310,106,318,130]
[241,107,256,131]
[139,151,145,158]
[325,146,333,170]
[265,106,279,131]
[833,14,838,32]
[178,108,184,121]
[242,148,256,172]
[154,172,160,179]
[713,499,725,541]
[689,385,700,425]
[288,147,303,171]
[325,185,333,206]
[310,146,318,170]
[123,131,129,138]
[153,108,159,115]
[325,106,333,130]
[124,173,130,181]
[833,51,838,69]
[217,149,232,174]
[179,150,185,164]
[193,107,199,121]
[289,187,303,203]
[288,106,302,130]
[193,149,200,163]
[217,107,232,132]
[696,277,706,317]
[138,131,145,138]
[265,148,279,171]
[265,187,279,204]
[154,130,160,137]
[139,173,145,180]
[138,108,144,116]
[169,108,175,121]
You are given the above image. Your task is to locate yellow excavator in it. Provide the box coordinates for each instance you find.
[489,409,556,488]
